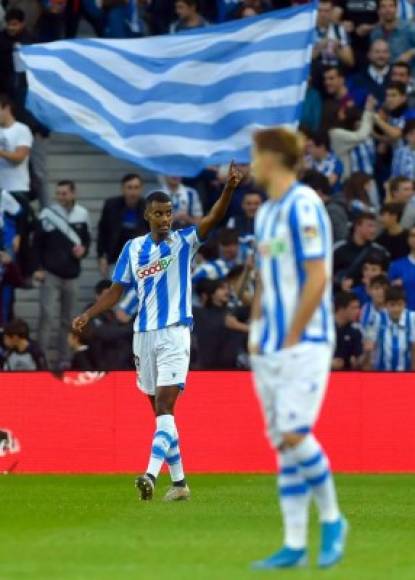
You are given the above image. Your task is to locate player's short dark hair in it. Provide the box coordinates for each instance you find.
[301,169,331,197]
[5,8,25,22]
[392,61,410,74]
[121,173,142,185]
[95,279,112,295]
[386,81,407,96]
[323,65,345,79]
[381,202,405,221]
[4,318,29,339]
[145,191,172,207]
[385,286,406,303]
[403,119,415,137]
[57,179,76,192]
[218,228,239,246]
[369,274,390,289]
[334,291,359,312]
[254,127,305,170]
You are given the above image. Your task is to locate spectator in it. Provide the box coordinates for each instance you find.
[301,79,323,133]
[33,180,91,369]
[360,273,390,336]
[0,9,33,105]
[312,0,354,83]
[193,279,248,369]
[342,172,378,217]
[371,0,415,75]
[160,175,203,229]
[334,0,378,66]
[227,191,261,259]
[88,279,134,370]
[192,229,240,283]
[377,201,410,259]
[374,81,415,147]
[67,328,97,371]
[388,225,415,309]
[352,253,385,304]
[0,94,32,196]
[392,119,415,178]
[65,0,104,38]
[329,97,376,180]
[2,318,47,371]
[304,130,343,190]
[349,40,391,106]
[301,169,349,242]
[226,264,253,309]
[333,212,390,287]
[321,66,356,132]
[390,60,415,107]
[332,291,363,370]
[170,0,209,33]
[103,0,149,38]
[97,173,147,278]
[0,250,22,326]
[364,286,415,370]
[37,0,67,42]
[388,175,415,227]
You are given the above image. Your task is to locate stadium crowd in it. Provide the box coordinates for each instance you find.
[0,0,415,372]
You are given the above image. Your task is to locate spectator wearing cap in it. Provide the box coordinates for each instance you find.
[389,225,415,309]
[159,175,203,229]
[333,212,390,288]
[377,202,410,259]
[371,0,415,75]
[332,291,363,370]
[2,318,47,371]
[170,0,208,33]
[391,119,415,178]
[97,173,148,278]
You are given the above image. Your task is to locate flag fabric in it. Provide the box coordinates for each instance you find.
[20,3,316,177]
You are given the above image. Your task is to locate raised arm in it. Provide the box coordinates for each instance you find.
[72,282,125,332]
[197,161,244,240]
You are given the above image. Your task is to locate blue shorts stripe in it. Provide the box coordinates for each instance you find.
[280,466,298,475]
[154,430,174,445]
[279,483,309,497]
[306,470,330,487]
[166,453,181,465]
[300,452,323,468]
[295,426,311,435]
[151,444,167,460]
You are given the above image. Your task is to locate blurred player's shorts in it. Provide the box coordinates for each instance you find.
[133,325,191,395]
[251,342,333,446]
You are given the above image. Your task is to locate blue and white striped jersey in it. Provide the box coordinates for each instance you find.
[350,138,375,176]
[398,0,415,20]
[118,286,138,318]
[360,302,383,337]
[112,227,201,332]
[368,309,415,371]
[192,258,230,282]
[255,182,335,354]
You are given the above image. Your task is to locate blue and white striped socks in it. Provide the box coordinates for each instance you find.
[278,449,311,549]
[146,415,185,484]
[166,428,185,484]
[290,434,340,523]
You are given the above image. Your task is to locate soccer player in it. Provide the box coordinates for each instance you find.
[249,128,347,569]
[73,163,243,501]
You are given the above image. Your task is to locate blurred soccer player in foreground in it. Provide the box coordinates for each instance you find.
[73,163,243,501]
[249,128,348,569]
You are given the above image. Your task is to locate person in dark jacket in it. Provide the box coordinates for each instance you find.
[68,328,97,372]
[33,180,91,369]
[97,173,147,278]
[2,318,47,371]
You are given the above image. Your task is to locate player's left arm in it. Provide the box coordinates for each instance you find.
[197,161,244,240]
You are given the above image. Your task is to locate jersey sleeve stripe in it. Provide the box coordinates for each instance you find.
[156,242,172,329]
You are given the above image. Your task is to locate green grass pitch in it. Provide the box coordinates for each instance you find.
[0,474,414,580]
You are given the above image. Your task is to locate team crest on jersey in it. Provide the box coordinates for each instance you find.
[302,225,318,239]
[137,256,174,279]
[258,239,287,257]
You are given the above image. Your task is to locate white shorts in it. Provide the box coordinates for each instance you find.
[251,342,332,447]
[133,325,191,396]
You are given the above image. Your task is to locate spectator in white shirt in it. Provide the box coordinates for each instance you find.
[0,93,32,195]
[159,175,203,229]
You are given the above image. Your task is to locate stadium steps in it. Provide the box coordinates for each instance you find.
[14,133,158,363]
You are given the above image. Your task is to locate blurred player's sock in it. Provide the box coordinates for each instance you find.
[278,449,311,549]
[166,428,186,487]
[291,434,340,523]
[146,414,176,480]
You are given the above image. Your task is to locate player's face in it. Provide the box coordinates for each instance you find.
[251,148,273,188]
[145,201,173,238]
[387,299,405,321]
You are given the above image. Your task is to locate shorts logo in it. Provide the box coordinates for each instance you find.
[137,257,173,279]
[258,238,287,257]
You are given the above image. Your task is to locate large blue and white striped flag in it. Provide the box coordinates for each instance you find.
[20,3,316,177]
